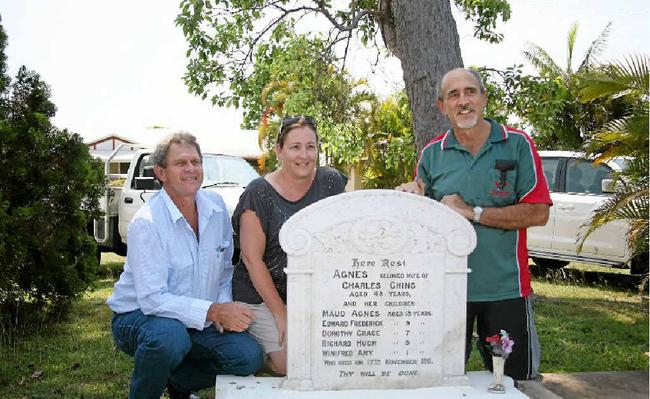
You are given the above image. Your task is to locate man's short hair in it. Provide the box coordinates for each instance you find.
[436,68,487,101]
[152,132,202,168]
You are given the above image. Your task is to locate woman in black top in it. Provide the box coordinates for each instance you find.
[232,116,347,375]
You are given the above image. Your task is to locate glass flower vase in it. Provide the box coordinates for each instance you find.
[488,355,506,394]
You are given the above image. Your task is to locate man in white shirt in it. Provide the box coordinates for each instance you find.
[108,132,262,399]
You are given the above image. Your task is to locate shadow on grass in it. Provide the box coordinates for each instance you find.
[530,264,647,292]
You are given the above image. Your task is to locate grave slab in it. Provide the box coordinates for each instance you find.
[215,372,530,398]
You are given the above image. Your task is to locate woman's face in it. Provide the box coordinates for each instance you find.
[275,125,318,179]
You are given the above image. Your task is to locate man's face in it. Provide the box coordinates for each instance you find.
[436,70,488,130]
[154,142,203,199]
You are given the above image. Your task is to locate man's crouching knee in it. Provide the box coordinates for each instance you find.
[230,334,264,376]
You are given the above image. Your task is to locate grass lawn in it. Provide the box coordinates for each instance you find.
[0,255,647,398]
[0,277,133,398]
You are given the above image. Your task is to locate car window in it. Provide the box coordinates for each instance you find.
[566,159,612,195]
[203,154,260,186]
[135,155,154,178]
[611,158,628,170]
[131,154,161,190]
[540,157,561,192]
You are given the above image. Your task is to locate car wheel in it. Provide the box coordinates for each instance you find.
[532,257,569,269]
[630,254,649,275]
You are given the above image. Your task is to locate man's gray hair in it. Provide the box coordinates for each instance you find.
[152,132,202,168]
[436,68,487,101]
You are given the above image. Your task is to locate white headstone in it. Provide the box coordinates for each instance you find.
[279,190,476,391]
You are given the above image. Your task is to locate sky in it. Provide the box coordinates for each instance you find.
[1,0,648,144]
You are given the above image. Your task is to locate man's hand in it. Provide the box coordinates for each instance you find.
[206,302,255,333]
[395,178,424,195]
[441,194,473,220]
[441,194,551,230]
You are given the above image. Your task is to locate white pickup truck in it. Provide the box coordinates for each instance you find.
[528,151,647,275]
[93,144,259,258]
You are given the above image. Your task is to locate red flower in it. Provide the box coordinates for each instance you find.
[486,334,501,343]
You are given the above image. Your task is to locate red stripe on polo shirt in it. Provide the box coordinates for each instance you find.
[500,124,508,140]
[517,227,532,297]
[507,129,553,205]
[414,132,447,180]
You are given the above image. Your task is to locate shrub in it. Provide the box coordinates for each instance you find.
[0,18,104,336]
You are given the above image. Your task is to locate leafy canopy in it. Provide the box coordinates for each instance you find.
[243,32,415,188]
[478,22,629,150]
[175,0,510,114]
[250,34,371,170]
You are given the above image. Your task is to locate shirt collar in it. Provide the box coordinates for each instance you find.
[441,118,507,150]
[160,188,224,224]
[160,188,184,222]
[195,189,225,218]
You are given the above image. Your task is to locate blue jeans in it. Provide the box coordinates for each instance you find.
[112,310,263,399]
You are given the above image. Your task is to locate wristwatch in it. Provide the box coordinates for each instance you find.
[473,206,483,223]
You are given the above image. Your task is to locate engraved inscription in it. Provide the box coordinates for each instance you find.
[314,253,443,388]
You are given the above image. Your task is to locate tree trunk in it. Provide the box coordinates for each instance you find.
[380,0,463,153]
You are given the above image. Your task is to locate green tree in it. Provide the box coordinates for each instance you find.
[244,33,415,188]
[248,34,372,172]
[358,91,416,188]
[521,21,616,149]
[0,18,105,333]
[577,55,648,274]
[479,64,570,141]
[477,22,630,150]
[176,0,511,153]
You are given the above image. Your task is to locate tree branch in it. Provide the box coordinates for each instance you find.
[341,31,353,71]
[311,0,379,32]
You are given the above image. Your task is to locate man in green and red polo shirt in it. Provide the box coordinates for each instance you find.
[398,68,552,380]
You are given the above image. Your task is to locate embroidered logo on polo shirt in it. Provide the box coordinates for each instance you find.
[492,159,516,198]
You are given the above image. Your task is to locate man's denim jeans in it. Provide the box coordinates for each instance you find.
[112,310,263,399]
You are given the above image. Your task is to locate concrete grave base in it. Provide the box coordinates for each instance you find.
[215,372,530,398]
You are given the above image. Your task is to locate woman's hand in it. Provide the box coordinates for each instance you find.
[274,305,288,348]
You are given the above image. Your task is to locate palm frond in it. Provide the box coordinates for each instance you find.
[523,42,564,78]
[579,53,649,255]
[579,54,649,102]
[566,22,578,74]
[610,54,650,95]
[578,21,612,72]
[628,217,650,256]
[585,114,649,162]
[578,183,649,254]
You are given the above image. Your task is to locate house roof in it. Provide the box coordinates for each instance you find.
[85,134,137,146]
[84,127,263,160]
